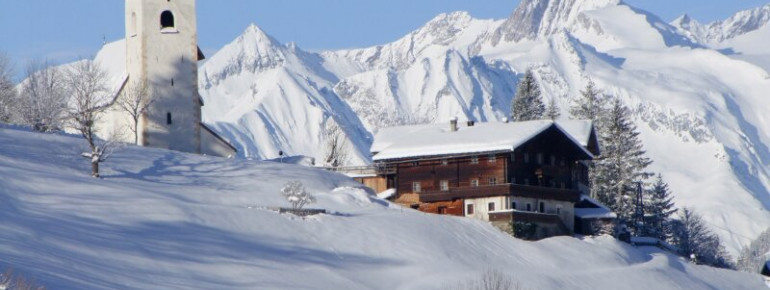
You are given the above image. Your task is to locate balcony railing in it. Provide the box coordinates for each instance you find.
[419,183,580,203]
[322,164,396,176]
[489,210,571,234]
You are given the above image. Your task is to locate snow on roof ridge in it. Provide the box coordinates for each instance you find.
[371,119,593,161]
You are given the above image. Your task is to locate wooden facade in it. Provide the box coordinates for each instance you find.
[381,124,597,235]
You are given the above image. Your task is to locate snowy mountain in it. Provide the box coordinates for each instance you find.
[0,126,767,289]
[671,4,770,44]
[190,0,770,255]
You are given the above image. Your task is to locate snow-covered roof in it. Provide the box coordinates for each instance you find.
[557,120,595,147]
[93,39,128,99]
[575,195,617,219]
[371,120,594,161]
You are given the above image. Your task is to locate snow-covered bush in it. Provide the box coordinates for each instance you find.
[736,227,770,273]
[1,268,46,290]
[281,181,316,210]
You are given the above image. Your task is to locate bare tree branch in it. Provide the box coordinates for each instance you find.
[64,59,117,178]
[17,60,67,132]
[323,119,349,168]
[0,52,16,123]
[114,80,153,144]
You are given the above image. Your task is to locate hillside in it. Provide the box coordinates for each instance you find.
[0,126,766,289]
[190,0,770,255]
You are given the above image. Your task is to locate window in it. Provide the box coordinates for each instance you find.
[440,180,449,191]
[166,112,172,125]
[488,154,497,163]
[438,206,448,215]
[504,196,511,210]
[160,10,175,29]
[441,159,448,166]
[550,155,556,166]
[511,201,517,210]
[556,206,561,215]
[511,153,516,162]
[526,203,532,212]
[412,182,421,193]
[470,179,479,187]
[537,153,544,165]
[130,12,137,36]
[524,153,530,163]
[524,178,530,185]
[539,201,545,213]
[470,156,479,164]
[488,202,495,212]
[488,177,497,185]
[411,161,419,167]
[466,203,474,215]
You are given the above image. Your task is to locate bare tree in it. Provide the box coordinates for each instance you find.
[449,269,524,290]
[17,60,67,132]
[115,80,153,144]
[64,60,117,178]
[323,119,349,168]
[1,268,46,290]
[281,181,316,210]
[0,52,17,123]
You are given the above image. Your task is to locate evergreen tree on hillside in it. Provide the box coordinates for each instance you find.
[511,69,545,122]
[736,227,770,273]
[672,208,734,269]
[643,174,677,240]
[593,98,652,220]
[545,97,561,120]
[570,79,608,123]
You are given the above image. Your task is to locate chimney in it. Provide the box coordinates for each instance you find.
[467,120,475,127]
[450,117,458,132]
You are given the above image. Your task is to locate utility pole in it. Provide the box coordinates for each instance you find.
[632,181,645,236]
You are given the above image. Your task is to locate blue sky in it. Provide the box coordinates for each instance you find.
[0,0,767,80]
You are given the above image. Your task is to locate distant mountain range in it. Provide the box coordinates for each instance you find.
[86,0,770,254]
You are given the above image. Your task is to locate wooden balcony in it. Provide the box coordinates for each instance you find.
[419,183,580,203]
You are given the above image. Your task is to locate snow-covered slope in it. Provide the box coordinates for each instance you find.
[190,0,770,255]
[0,127,766,289]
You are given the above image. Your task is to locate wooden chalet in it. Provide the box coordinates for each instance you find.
[370,118,607,238]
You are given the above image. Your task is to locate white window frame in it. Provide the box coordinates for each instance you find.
[488,202,496,212]
[489,177,497,185]
[466,203,474,215]
[488,154,497,163]
[470,156,479,164]
[441,159,449,165]
[412,182,421,193]
[440,180,449,191]
[470,179,479,187]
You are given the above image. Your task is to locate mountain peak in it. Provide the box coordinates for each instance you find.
[492,0,621,44]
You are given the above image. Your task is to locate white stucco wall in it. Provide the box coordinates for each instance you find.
[465,195,574,232]
[125,0,201,154]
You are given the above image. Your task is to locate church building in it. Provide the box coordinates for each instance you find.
[102,0,236,157]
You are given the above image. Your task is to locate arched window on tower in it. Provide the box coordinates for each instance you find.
[160,11,175,29]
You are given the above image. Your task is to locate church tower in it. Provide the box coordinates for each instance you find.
[125,0,202,153]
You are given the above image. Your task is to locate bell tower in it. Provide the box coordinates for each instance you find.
[125,0,202,153]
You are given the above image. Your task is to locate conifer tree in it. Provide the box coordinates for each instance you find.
[511,69,545,122]
[643,174,677,240]
[545,97,561,120]
[593,98,652,220]
[570,80,608,120]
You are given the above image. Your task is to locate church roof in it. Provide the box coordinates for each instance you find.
[94,39,128,100]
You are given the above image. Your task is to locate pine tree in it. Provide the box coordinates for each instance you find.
[569,79,608,123]
[672,208,734,269]
[736,227,770,273]
[593,98,652,221]
[643,174,677,240]
[511,69,545,122]
[545,97,561,120]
